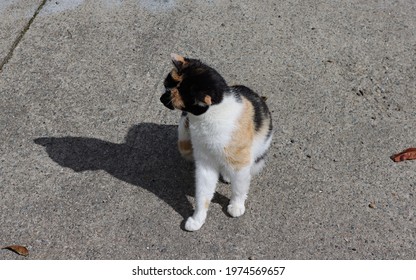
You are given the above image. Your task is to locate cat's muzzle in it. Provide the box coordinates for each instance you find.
[160,91,175,110]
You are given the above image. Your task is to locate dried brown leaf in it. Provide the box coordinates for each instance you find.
[2,245,29,256]
[391,148,416,162]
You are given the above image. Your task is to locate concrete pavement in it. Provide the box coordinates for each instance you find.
[1,0,415,259]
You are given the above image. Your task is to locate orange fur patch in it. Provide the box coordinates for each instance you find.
[171,53,186,64]
[204,95,212,105]
[171,69,183,82]
[171,88,185,109]
[178,140,192,153]
[224,98,255,170]
[171,53,188,69]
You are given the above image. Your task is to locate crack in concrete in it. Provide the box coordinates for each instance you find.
[0,0,47,72]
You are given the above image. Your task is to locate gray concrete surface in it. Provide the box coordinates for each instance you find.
[0,0,415,259]
[0,0,44,67]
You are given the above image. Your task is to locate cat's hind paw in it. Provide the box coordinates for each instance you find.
[227,203,245,217]
[184,216,204,231]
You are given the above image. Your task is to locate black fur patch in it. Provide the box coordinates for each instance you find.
[161,57,229,116]
[160,91,174,110]
[254,152,267,164]
[164,72,180,89]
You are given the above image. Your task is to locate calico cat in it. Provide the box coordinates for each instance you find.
[160,54,273,231]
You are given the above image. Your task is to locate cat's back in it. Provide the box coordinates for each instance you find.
[229,85,273,140]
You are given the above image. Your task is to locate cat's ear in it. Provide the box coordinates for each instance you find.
[171,53,188,71]
[196,94,213,107]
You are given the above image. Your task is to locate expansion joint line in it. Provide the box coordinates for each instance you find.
[0,0,47,72]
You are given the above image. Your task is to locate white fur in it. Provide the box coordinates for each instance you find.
[179,92,272,231]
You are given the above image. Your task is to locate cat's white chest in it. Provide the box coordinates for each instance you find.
[188,95,242,155]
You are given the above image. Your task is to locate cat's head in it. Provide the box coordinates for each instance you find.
[160,53,228,115]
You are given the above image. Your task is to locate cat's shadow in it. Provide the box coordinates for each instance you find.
[34,123,229,227]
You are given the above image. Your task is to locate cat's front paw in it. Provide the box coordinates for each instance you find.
[184,216,204,231]
[227,203,246,217]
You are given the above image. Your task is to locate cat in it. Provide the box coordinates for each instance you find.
[160,53,273,231]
